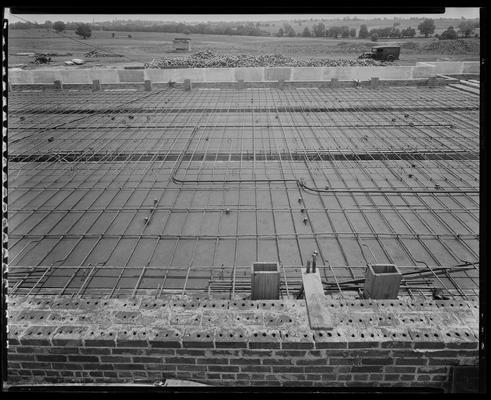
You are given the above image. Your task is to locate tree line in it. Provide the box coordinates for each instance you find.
[10,18,479,40]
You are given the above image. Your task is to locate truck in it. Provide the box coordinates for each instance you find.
[358,45,400,62]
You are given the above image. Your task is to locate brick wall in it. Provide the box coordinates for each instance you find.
[6,296,479,389]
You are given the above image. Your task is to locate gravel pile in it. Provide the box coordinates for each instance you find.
[145,50,382,69]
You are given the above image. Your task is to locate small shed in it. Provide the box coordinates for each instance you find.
[173,38,191,51]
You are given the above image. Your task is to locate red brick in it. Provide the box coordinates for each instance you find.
[273,350,305,357]
[395,358,427,366]
[361,358,393,365]
[165,357,196,364]
[82,363,114,370]
[240,366,271,373]
[384,374,400,381]
[132,357,163,363]
[67,355,99,363]
[417,375,431,381]
[197,358,229,365]
[114,363,145,370]
[263,359,293,366]
[80,348,111,355]
[36,355,67,362]
[295,359,327,366]
[230,358,262,365]
[9,354,36,362]
[352,374,369,381]
[428,358,460,366]
[207,365,239,372]
[351,366,383,373]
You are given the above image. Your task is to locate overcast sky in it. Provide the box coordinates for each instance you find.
[6,8,480,24]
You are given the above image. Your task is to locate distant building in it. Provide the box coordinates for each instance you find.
[173,37,191,51]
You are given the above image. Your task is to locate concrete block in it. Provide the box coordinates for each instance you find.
[53,80,63,90]
[237,79,245,89]
[89,69,120,84]
[158,69,206,83]
[59,70,91,84]
[117,69,145,82]
[204,68,235,82]
[379,66,413,80]
[412,65,436,78]
[31,70,62,84]
[425,62,464,75]
[462,61,480,74]
[331,78,339,88]
[9,70,34,84]
[370,77,380,88]
[144,79,152,91]
[144,69,167,83]
[184,79,192,91]
[291,67,324,81]
[92,80,101,91]
[264,67,292,82]
[235,67,264,82]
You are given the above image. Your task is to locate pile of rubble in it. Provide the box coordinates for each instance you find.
[85,50,124,58]
[145,50,382,69]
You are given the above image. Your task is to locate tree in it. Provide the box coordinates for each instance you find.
[44,20,53,29]
[112,32,115,38]
[418,18,435,38]
[283,23,296,37]
[75,23,92,39]
[302,27,312,37]
[349,28,356,37]
[276,28,284,37]
[359,24,369,39]
[327,26,341,38]
[401,27,416,38]
[313,22,326,37]
[440,26,457,40]
[371,33,378,42]
[458,20,477,38]
[53,21,66,33]
[340,26,350,38]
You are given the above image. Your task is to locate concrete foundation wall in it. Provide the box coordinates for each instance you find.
[416,62,479,75]
[10,63,463,85]
[7,296,478,389]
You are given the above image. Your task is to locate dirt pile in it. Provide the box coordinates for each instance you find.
[145,50,382,69]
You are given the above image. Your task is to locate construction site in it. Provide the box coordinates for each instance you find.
[5,61,480,391]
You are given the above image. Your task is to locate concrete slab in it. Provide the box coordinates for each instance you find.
[235,67,264,82]
[291,67,324,81]
[264,67,292,81]
[118,69,145,83]
[462,62,480,74]
[89,70,120,84]
[31,70,62,84]
[59,70,91,84]
[204,68,235,82]
[412,65,436,79]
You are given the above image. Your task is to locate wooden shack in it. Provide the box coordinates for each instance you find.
[173,38,191,51]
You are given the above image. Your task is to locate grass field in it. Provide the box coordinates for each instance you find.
[8,28,480,69]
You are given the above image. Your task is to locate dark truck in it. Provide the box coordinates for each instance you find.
[359,46,400,62]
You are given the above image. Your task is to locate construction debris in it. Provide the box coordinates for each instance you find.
[145,50,383,69]
[85,50,124,58]
[33,53,52,64]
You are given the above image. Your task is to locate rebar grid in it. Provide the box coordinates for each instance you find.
[8,86,479,299]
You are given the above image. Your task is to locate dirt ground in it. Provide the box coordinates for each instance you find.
[8,28,480,70]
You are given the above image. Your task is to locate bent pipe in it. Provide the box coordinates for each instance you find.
[171,176,479,194]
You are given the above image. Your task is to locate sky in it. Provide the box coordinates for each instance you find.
[5,8,480,24]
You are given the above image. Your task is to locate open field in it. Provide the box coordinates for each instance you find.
[8,28,480,69]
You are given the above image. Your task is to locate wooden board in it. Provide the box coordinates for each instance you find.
[301,270,333,330]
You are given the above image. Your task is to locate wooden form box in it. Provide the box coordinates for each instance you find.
[363,264,402,299]
[251,262,280,300]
